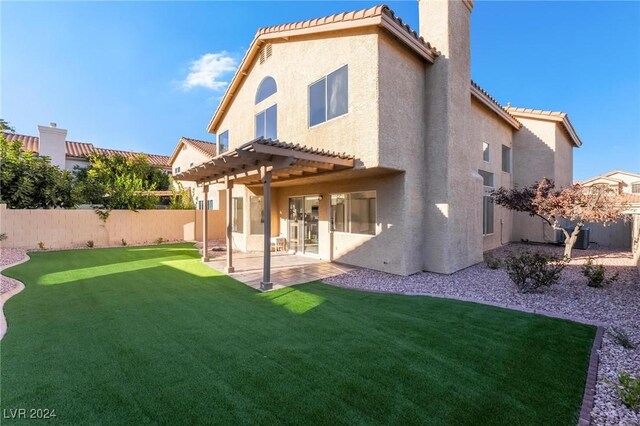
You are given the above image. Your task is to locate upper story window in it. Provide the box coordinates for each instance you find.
[502,145,512,173]
[256,104,277,139]
[309,65,348,127]
[478,170,494,188]
[255,77,277,104]
[632,182,640,194]
[482,142,490,162]
[174,166,181,174]
[218,130,229,153]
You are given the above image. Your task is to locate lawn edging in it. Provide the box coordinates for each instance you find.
[0,253,30,340]
[324,281,605,425]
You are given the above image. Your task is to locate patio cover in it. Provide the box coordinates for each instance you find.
[174,137,355,291]
[174,137,355,186]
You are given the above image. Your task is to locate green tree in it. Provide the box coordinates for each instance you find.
[74,153,170,215]
[0,119,15,133]
[0,135,76,208]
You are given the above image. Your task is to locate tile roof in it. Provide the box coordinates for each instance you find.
[181,137,217,157]
[506,106,583,147]
[256,5,438,55]
[168,137,218,166]
[2,132,171,168]
[208,4,439,133]
[470,80,521,129]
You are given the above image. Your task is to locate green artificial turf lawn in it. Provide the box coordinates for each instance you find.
[1,244,595,425]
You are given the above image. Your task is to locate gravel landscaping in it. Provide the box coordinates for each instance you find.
[325,243,640,426]
[0,248,27,294]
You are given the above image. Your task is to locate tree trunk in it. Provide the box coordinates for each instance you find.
[564,225,583,259]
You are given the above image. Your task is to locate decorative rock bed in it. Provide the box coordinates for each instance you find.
[325,243,640,425]
[0,248,28,294]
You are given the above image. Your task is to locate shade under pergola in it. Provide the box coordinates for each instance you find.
[175,137,355,291]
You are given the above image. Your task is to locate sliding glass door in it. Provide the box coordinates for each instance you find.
[288,196,319,255]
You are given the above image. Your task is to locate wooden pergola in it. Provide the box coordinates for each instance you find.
[174,137,355,290]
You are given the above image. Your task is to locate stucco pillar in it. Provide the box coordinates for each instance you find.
[202,184,209,262]
[260,167,273,291]
[224,177,234,273]
[419,0,483,273]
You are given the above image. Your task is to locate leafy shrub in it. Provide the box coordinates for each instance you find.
[0,233,7,241]
[582,257,619,288]
[610,327,637,350]
[121,238,127,246]
[504,251,568,293]
[484,253,501,269]
[611,371,640,412]
[155,237,165,245]
[37,241,45,250]
[86,240,94,248]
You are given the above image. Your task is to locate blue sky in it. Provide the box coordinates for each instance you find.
[2,1,638,180]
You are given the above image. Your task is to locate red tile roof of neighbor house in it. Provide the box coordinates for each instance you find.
[2,132,171,168]
[168,137,218,166]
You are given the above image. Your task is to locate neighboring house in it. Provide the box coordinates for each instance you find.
[578,170,640,196]
[168,137,220,209]
[175,1,584,279]
[3,123,171,172]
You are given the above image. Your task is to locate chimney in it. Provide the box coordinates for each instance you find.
[38,123,67,169]
[420,0,482,274]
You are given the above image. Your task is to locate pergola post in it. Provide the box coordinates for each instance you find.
[224,176,234,273]
[202,184,209,262]
[260,167,273,291]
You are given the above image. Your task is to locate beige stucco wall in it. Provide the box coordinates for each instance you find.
[172,144,221,209]
[554,127,574,188]
[377,31,427,274]
[421,0,483,273]
[512,117,574,243]
[227,172,408,275]
[471,99,515,251]
[0,204,225,249]
[214,28,381,169]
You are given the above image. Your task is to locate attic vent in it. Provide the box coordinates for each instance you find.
[259,43,272,64]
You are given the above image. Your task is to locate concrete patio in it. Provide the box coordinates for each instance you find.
[204,252,357,291]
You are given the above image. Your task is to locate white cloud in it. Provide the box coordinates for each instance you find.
[183,52,237,90]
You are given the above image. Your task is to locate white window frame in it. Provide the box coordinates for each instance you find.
[501,145,512,173]
[218,130,229,153]
[632,182,640,194]
[482,142,490,162]
[255,104,277,140]
[308,64,349,128]
[479,170,495,236]
[329,190,377,236]
[232,197,243,233]
[174,166,181,174]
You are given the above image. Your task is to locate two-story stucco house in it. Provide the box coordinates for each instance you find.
[175,0,583,289]
[169,137,220,209]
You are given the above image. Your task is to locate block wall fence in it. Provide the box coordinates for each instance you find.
[0,203,225,250]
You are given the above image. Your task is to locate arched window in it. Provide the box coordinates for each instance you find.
[255,77,277,104]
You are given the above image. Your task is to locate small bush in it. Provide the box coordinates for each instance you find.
[37,241,45,250]
[0,233,7,241]
[504,251,568,293]
[612,371,640,412]
[484,253,501,269]
[155,237,165,245]
[121,238,127,246]
[582,257,619,288]
[86,240,94,248]
[610,327,637,350]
